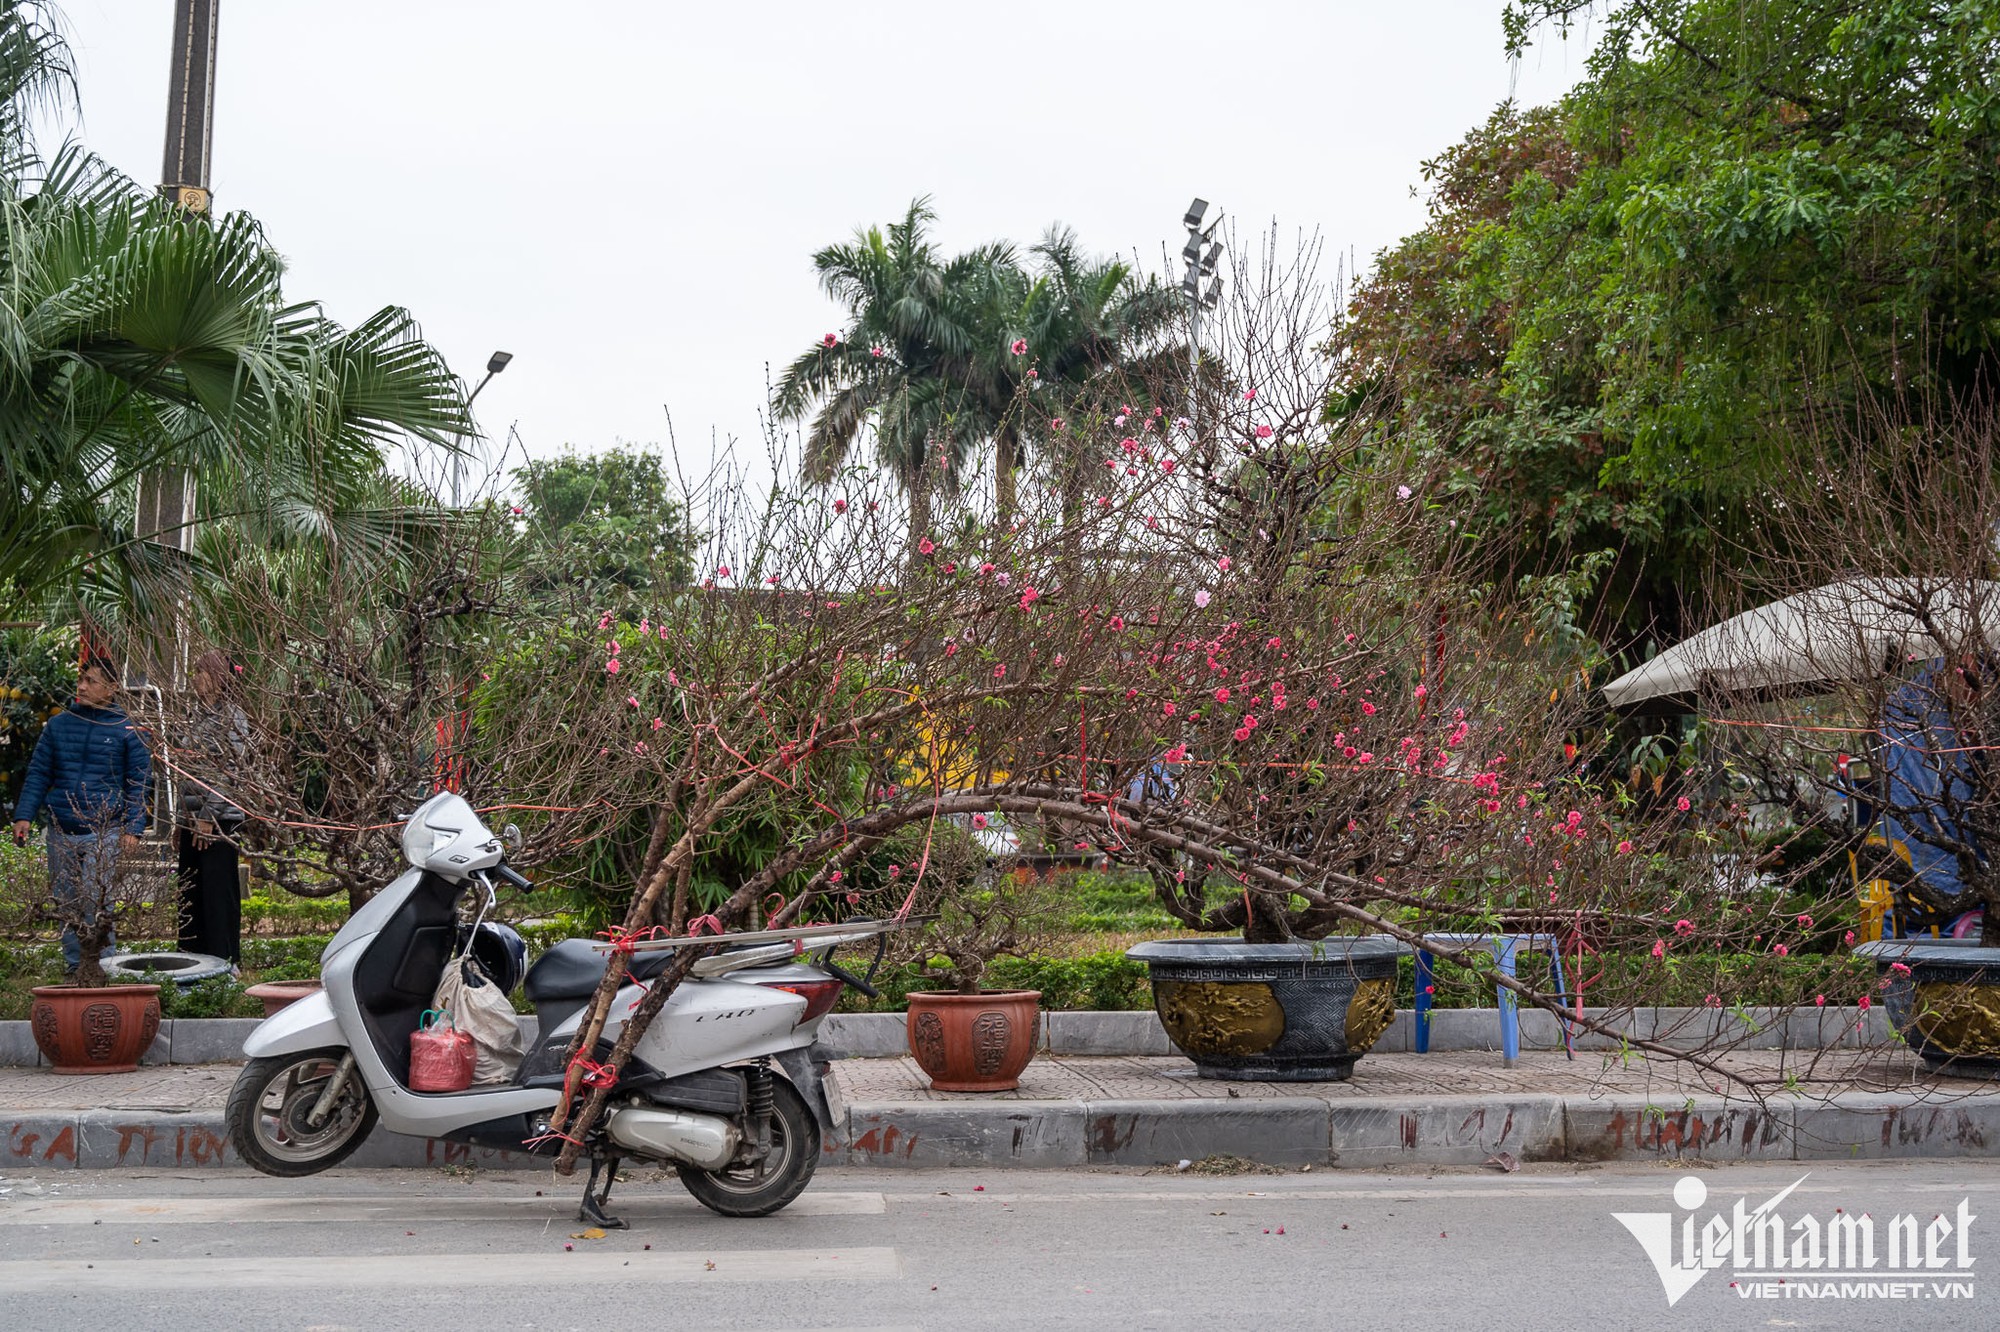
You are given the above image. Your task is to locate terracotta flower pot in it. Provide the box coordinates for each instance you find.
[29,984,162,1074]
[244,979,324,1017]
[905,990,1040,1091]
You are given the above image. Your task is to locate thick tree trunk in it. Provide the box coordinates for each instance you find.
[1058,449,1084,591]
[906,468,931,576]
[995,428,1019,531]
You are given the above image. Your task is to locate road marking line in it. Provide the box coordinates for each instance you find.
[0,1246,902,1292]
[876,1183,1892,1203]
[0,1191,885,1225]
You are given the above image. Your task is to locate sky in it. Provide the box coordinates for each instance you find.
[45,0,1590,498]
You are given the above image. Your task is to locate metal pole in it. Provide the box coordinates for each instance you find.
[1188,279,1199,442]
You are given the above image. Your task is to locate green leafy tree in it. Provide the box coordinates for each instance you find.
[1345,0,2000,642]
[510,447,695,599]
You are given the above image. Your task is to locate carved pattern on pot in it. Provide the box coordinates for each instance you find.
[30,1003,58,1061]
[971,1010,1012,1075]
[1912,981,2000,1060]
[81,1002,121,1062]
[1153,979,1284,1056]
[1343,977,1395,1052]
[138,1003,160,1051]
[911,1011,946,1068]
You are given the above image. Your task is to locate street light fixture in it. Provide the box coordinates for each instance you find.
[454,350,513,506]
[1180,197,1221,438]
[468,349,513,405]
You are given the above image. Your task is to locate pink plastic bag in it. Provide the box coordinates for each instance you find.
[409,1009,474,1092]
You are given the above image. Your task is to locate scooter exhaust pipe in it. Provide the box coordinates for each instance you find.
[605,1105,743,1171]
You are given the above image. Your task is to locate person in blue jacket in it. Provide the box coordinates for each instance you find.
[10,658,153,980]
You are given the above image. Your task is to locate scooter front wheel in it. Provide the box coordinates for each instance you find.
[677,1076,819,1217]
[227,1049,379,1177]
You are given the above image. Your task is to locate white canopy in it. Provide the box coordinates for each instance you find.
[1602,577,2000,711]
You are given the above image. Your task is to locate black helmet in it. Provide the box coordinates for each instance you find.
[469,922,528,994]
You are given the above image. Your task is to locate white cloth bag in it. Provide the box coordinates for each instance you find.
[432,956,525,1085]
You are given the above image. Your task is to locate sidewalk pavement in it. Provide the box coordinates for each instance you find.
[4,1048,1996,1174]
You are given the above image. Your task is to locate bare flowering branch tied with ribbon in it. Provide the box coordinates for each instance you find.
[148,232,1932,1165]
[453,237,1869,1166]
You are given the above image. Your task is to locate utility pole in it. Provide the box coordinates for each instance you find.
[159,0,220,216]
[131,1,221,694]
[138,0,220,565]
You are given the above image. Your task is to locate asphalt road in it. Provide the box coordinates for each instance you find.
[1,1160,1994,1330]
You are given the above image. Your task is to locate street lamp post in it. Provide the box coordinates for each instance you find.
[1179,199,1223,444]
[452,350,512,506]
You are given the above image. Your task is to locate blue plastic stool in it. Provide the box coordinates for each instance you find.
[1414,932,1572,1064]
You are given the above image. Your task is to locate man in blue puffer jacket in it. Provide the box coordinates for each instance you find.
[11,659,153,980]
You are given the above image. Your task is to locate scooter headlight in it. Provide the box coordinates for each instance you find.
[401,816,461,868]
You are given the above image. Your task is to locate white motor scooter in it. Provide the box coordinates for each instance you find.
[226,792,893,1224]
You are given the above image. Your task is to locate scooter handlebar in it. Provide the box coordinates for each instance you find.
[492,862,534,891]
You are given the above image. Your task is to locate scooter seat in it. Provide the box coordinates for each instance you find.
[523,937,676,1004]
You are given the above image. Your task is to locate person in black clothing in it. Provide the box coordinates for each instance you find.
[175,650,250,965]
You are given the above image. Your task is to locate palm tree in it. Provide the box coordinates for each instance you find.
[997,227,1181,556]
[0,2,470,621]
[772,197,1015,553]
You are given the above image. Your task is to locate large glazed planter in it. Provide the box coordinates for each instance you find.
[905,990,1041,1091]
[1856,939,2000,1076]
[28,984,162,1074]
[1127,937,1408,1081]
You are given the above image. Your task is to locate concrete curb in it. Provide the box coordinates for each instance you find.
[2,1006,1889,1067]
[7,1084,1997,1173]
[807,1005,1889,1063]
[2,1109,547,1172]
[830,1089,2000,1169]
[0,1017,548,1068]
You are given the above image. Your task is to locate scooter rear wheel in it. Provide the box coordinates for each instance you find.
[228,1049,379,1177]
[677,1076,819,1217]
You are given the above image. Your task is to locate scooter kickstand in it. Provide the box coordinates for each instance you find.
[578,1156,628,1230]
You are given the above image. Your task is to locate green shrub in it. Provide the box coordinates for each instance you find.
[128,975,263,1020]
[837,949,1153,1013]
[239,935,332,972]
[1059,870,1178,933]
